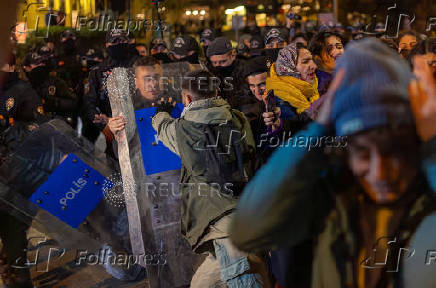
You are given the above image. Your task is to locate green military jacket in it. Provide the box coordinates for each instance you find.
[152,97,256,249]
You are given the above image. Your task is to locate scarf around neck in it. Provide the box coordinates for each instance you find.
[267,63,319,114]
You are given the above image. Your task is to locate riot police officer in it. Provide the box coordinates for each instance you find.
[82,29,138,143]
[80,47,104,95]
[0,55,45,161]
[55,30,84,128]
[0,55,42,288]
[23,51,78,128]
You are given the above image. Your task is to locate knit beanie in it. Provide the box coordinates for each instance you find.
[330,38,415,136]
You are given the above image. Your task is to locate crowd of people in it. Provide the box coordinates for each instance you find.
[0,9,436,288]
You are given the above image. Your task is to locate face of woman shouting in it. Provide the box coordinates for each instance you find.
[296,48,317,84]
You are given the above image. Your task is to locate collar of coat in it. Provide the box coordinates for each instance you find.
[181,97,233,124]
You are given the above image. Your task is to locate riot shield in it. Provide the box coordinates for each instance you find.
[107,68,201,288]
[0,119,128,258]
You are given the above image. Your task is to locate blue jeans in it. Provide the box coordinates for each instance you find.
[190,215,265,287]
[214,238,264,287]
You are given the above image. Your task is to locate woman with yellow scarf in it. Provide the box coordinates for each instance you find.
[267,43,320,117]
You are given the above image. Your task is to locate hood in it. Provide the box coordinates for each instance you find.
[182,97,232,124]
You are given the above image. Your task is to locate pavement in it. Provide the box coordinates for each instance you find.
[1,227,148,288]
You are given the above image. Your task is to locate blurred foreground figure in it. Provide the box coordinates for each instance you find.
[231,38,436,288]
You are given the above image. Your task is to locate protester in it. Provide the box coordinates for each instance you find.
[406,37,436,73]
[241,56,281,166]
[397,31,419,57]
[309,30,345,97]
[107,56,163,137]
[3,3,436,287]
[309,30,345,75]
[106,56,199,285]
[135,43,148,57]
[206,37,247,109]
[266,43,317,123]
[151,69,271,287]
[379,35,399,51]
[291,32,309,48]
[244,51,317,288]
[230,38,436,288]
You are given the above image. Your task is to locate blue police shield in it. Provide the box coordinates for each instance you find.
[135,103,184,175]
[29,154,107,228]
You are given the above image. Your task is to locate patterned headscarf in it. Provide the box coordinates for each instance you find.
[275,43,300,77]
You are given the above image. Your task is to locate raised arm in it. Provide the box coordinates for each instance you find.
[230,122,335,252]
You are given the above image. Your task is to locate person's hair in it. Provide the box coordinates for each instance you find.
[379,36,398,51]
[291,32,309,43]
[181,70,217,100]
[397,30,418,46]
[133,56,160,70]
[135,43,147,49]
[246,70,268,79]
[405,37,436,68]
[308,30,345,57]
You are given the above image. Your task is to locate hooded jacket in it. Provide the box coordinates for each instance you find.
[230,123,436,288]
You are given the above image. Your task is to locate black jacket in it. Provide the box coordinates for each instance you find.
[208,58,248,110]
[82,56,137,131]
[0,73,43,123]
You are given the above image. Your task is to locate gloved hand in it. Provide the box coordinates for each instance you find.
[154,97,177,114]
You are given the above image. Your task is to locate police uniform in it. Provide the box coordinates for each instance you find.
[55,30,84,129]
[0,72,44,161]
[33,74,78,127]
[82,29,138,143]
[0,72,43,288]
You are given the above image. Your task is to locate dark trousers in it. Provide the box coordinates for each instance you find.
[0,211,32,288]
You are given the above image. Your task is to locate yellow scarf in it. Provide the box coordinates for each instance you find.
[266,63,319,114]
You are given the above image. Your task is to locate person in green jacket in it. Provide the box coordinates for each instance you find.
[230,38,436,288]
[152,69,272,287]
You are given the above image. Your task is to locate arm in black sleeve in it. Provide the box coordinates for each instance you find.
[44,78,78,113]
[82,69,100,124]
[17,83,43,122]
